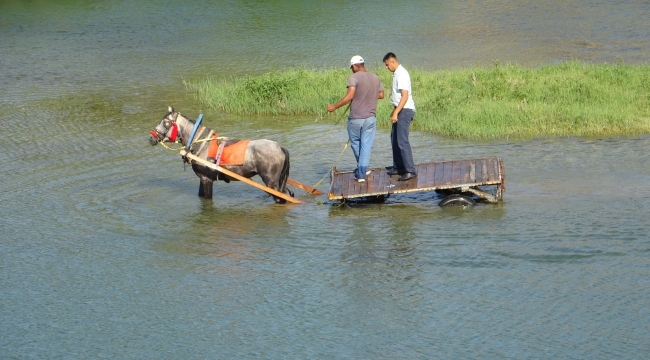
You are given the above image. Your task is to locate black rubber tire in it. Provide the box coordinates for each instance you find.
[439,194,476,207]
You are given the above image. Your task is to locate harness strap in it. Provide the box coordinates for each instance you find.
[207,133,220,159]
[194,129,214,157]
[185,113,203,151]
[188,127,212,154]
[214,141,226,166]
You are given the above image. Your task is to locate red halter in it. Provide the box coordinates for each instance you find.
[150,123,179,142]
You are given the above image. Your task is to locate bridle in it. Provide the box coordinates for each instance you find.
[150,112,208,166]
[150,112,182,143]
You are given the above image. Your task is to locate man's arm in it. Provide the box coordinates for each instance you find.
[378,90,385,99]
[391,89,409,123]
[327,86,356,112]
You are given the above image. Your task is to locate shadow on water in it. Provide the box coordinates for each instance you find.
[328,192,506,220]
[327,195,508,276]
[159,199,293,258]
[325,201,432,329]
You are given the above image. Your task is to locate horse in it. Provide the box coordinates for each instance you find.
[148,106,294,203]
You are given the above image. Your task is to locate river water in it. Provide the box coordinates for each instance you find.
[1,1,649,358]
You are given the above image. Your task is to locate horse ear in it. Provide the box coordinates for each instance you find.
[168,106,174,113]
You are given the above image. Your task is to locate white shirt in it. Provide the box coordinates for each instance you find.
[390,64,416,111]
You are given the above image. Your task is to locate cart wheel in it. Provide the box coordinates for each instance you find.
[361,195,387,203]
[439,194,476,207]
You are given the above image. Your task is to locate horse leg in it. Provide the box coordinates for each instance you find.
[198,176,214,199]
[258,173,285,204]
[257,147,293,204]
[280,147,294,198]
[246,140,294,203]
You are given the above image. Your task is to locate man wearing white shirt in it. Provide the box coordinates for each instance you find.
[383,52,416,181]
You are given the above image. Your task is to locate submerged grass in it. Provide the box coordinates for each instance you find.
[184,61,650,140]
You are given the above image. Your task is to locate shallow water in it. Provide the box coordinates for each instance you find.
[2,1,650,358]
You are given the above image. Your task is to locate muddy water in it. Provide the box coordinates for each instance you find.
[1,1,649,358]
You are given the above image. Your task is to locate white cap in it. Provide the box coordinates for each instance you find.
[350,55,364,67]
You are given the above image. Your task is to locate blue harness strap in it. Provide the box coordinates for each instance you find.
[186,113,204,151]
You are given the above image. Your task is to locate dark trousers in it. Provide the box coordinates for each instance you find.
[391,108,416,174]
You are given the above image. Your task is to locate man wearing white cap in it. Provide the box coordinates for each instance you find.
[327,55,385,182]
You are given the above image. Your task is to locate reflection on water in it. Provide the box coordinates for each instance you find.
[2,0,650,358]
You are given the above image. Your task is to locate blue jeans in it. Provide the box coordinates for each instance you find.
[347,116,377,179]
[391,108,416,174]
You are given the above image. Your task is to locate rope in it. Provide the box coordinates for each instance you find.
[292,72,350,160]
[157,134,230,152]
[304,139,349,195]
[158,141,184,151]
[293,74,357,200]
[194,135,230,144]
[292,103,350,159]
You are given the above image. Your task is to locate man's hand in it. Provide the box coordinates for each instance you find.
[327,104,336,112]
[391,109,399,123]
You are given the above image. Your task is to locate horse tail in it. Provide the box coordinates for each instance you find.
[279,146,291,193]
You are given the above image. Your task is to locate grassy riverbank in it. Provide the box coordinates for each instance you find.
[185,61,650,139]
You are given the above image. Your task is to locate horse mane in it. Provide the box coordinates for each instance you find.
[175,112,195,124]
[224,139,241,146]
[177,113,242,144]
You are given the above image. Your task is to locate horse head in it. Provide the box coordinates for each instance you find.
[148,106,182,146]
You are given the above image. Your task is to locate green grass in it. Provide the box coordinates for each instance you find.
[184,61,650,140]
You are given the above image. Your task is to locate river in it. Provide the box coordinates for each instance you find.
[1,1,649,358]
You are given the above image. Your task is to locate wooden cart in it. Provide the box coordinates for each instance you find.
[328,156,506,206]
